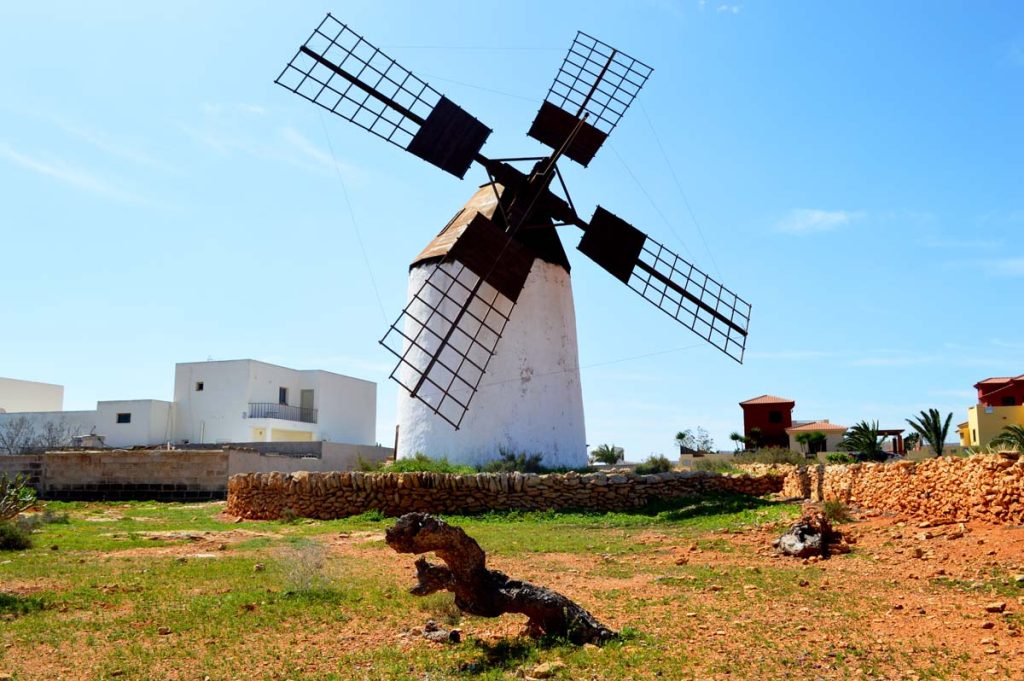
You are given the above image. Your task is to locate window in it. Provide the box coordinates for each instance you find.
[195,381,204,392]
[1001,396,1016,406]
[279,387,288,405]
[972,429,977,443]
[116,413,132,424]
[768,410,782,424]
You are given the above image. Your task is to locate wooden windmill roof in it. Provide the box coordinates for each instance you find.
[410,182,570,272]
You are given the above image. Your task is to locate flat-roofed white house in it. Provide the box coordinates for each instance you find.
[0,377,64,414]
[0,360,378,450]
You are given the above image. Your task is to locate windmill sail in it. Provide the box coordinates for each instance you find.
[578,206,750,363]
[276,14,491,178]
[528,32,653,166]
[380,212,536,429]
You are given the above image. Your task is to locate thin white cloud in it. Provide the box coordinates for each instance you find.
[927,388,976,400]
[0,143,144,204]
[987,257,1024,277]
[51,117,173,173]
[280,126,363,180]
[776,208,860,234]
[717,3,741,14]
[746,349,834,361]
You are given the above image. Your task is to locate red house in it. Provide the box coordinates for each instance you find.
[975,375,1024,407]
[739,395,795,449]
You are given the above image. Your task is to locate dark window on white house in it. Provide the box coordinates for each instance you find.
[195,381,204,391]
[279,387,288,405]
[116,413,131,424]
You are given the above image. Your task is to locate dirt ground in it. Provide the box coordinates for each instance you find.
[4,506,1024,680]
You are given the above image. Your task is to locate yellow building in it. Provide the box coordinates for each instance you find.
[962,375,1024,448]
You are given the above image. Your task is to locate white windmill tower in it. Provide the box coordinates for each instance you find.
[276,16,751,468]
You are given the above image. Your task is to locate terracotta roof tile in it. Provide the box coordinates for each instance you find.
[786,420,847,433]
[738,394,795,406]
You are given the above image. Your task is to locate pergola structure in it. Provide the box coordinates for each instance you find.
[879,428,906,455]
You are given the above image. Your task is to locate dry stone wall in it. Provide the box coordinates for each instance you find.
[781,454,1024,524]
[226,469,786,520]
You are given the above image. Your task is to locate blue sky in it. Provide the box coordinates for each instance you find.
[1,1,1021,456]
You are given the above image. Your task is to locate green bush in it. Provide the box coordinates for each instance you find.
[363,453,476,475]
[692,459,741,474]
[634,455,673,475]
[826,452,856,465]
[734,447,805,465]
[0,521,32,551]
[0,474,36,521]
[479,449,545,474]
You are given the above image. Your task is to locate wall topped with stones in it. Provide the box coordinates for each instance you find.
[781,454,1024,524]
[226,469,786,520]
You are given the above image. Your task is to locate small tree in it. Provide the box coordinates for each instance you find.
[905,408,953,457]
[37,418,78,450]
[728,431,744,452]
[838,420,887,462]
[693,427,715,454]
[0,416,38,455]
[0,474,36,521]
[674,430,696,454]
[990,424,1024,452]
[747,427,762,450]
[590,444,624,465]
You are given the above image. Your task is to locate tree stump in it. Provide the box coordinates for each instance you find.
[385,512,615,644]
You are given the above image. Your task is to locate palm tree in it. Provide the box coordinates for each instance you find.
[905,408,953,457]
[904,432,921,452]
[807,431,827,455]
[728,431,745,452]
[838,421,887,462]
[794,432,811,456]
[989,424,1024,452]
[590,444,624,465]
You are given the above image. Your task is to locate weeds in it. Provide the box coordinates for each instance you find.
[634,455,673,475]
[823,499,852,524]
[0,521,32,550]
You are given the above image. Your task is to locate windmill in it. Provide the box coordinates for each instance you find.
[276,14,751,468]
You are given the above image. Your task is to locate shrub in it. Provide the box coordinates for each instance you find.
[692,459,740,474]
[826,452,856,465]
[368,453,476,475]
[734,447,804,465]
[0,474,36,522]
[0,521,32,551]
[479,448,545,474]
[822,499,852,524]
[634,455,673,475]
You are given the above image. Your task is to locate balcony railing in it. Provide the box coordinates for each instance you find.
[248,402,318,424]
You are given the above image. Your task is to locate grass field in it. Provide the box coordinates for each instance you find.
[1,495,1022,680]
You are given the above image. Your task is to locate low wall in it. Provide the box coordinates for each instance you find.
[0,454,45,488]
[45,450,229,501]
[226,469,786,520]
[3,446,392,502]
[781,454,1024,524]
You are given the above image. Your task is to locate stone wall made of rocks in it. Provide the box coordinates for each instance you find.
[781,454,1024,524]
[226,469,786,520]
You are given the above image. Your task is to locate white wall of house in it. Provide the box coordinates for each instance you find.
[96,400,174,447]
[172,360,376,445]
[0,377,64,413]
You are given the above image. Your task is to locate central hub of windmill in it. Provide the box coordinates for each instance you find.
[277,16,751,467]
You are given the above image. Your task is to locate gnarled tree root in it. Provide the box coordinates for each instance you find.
[385,512,616,645]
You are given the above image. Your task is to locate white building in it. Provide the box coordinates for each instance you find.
[0,360,377,450]
[0,377,64,414]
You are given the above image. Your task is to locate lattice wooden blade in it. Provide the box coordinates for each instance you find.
[528,32,653,166]
[380,260,518,429]
[276,14,490,178]
[578,206,750,363]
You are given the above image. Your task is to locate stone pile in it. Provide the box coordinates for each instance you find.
[781,454,1024,524]
[226,469,786,520]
